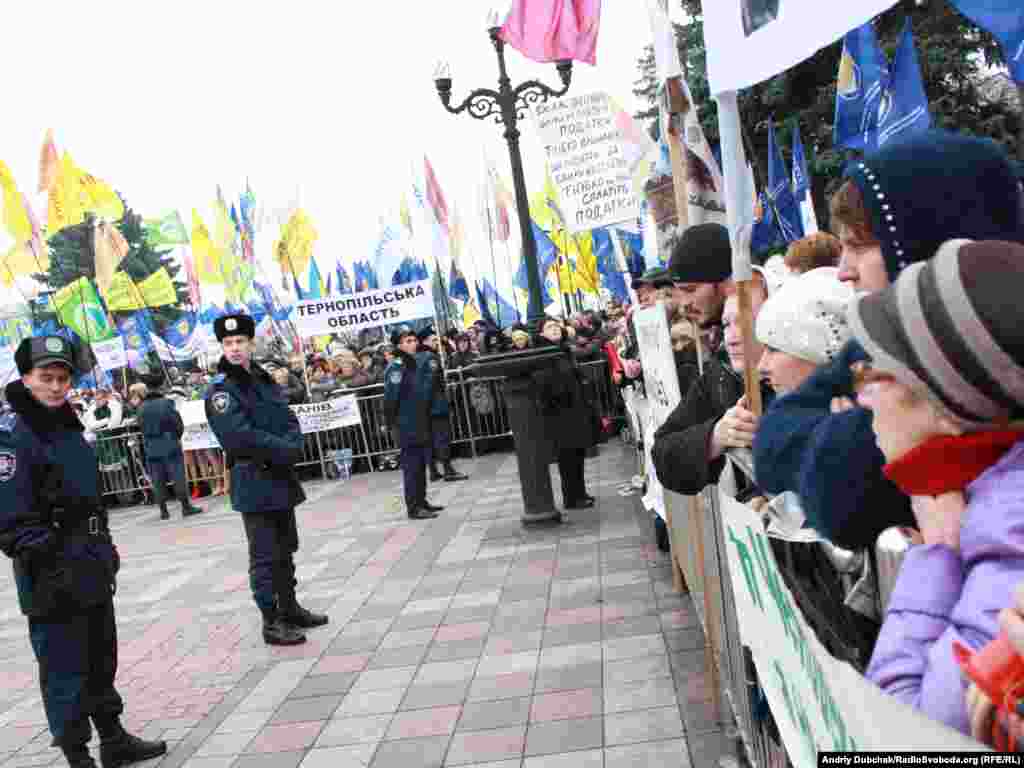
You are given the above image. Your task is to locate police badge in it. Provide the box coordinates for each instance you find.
[0,451,16,482]
[211,392,230,413]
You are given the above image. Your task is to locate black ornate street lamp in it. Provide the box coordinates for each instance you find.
[433,25,574,525]
[434,26,572,330]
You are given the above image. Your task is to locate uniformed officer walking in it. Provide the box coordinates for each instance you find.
[136,380,203,521]
[383,328,444,520]
[204,314,328,646]
[0,337,166,768]
[416,327,469,484]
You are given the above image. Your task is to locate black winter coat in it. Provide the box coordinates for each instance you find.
[652,352,773,495]
[138,392,184,459]
[531,338,597,456]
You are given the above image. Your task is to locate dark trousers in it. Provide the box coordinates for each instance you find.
[400,443,429,512]
[431,417,451,464]
[28,600,123,747]
[148,453,188,507]
[557,447,587,504]
[241,509,299,618]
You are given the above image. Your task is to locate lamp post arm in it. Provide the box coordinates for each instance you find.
[436,86,503,123]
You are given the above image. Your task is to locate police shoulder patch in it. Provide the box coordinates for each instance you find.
[388,370,403,385]
[0,451,16,482]
[211,374,226,385]
[211,392,231,414]
[0,413,17,433]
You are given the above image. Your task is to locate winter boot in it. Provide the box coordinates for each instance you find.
[422,500,445,512]
[61,743,97,768]
[408,507,439,520]
[442,462,468,481]
[279,594,329,629]
[97,721,167,768]
[429,462,444,482]
[158,502,169,521]
[262,615,307,646]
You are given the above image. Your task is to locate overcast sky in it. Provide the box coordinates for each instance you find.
[2,1,679,304]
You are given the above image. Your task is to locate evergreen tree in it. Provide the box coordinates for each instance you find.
[636,0,1021,228]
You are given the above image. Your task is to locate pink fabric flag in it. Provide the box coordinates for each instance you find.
[499,0,602,66]
[424,155,450,234]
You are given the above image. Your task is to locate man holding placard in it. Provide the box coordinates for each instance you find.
[204,313,329,646]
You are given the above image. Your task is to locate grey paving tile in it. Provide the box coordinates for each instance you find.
[233,753,306,768]
[414,659,478,686]
[316,714,392,747]
[391,610,446,631]
[445,605,498,624]
[298,744,378,768]
[335,687,407,718]
[269,694,343,724]
[602,634,666,662]
[425,637,487,662]
[522,748,605,768]
[604,706,684,746]
[369,734,449,768]
[288,673,359,700]
[380,628,437,649]
[368,644,430,669]
[467,672,536,702]
[445,725,526,766]
[604,655,672,684]
[400,680,470,710]
[604,677,678,714]
[665,628,706,652]
[457,696,531,731]
[602,615,662,641]
[351,666,417,692]
[603,738,691,768]
[541,622,603,648]
[524,716,603,756]
[533,661,603,694]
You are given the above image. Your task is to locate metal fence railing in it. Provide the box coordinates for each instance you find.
[94,359,623,506]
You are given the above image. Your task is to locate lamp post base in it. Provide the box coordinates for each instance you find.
[472,348,564,526]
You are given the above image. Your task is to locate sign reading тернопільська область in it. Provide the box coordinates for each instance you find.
[532,91,641,233]
[292,279,435,337]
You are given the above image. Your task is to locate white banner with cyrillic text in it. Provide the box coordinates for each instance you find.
[293,280,434,337]
[176,394,363,452]
[91,336,128,372]
[533,91,641,233]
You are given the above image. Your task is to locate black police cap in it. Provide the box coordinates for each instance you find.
[214,313,256,342]
[15,336,77,375]
[390,327,416,346]
[416,326,437,342]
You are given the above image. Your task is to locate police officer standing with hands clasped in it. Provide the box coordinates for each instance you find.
[0,337,166,768]
[384,328,445,520]
[417,327,469,484]
[204,314,328,646]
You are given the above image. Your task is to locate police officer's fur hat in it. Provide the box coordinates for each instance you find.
[390,327,417,346]
[214,313,256,342]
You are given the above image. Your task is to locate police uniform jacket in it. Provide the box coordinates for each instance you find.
[0,380,118,617]
[383,352,433,447]
[530,338,595,456]
[204,358,306,514]
[422,350,450,419]
[138,392,184,460]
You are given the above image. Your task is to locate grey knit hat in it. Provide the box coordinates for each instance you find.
[848,239,1024,427]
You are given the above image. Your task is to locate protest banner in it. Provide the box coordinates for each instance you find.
[632,302,683,520]
[91,336,128,372]
[176,394,362,452]
[702,0,899,95]
[717,459,985,762]
[0,346,17,386]
[292,279,434,337]
[533,91,641,232]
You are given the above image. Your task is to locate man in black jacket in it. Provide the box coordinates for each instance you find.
[137,381,203,521]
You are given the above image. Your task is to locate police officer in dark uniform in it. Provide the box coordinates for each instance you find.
[417,328,469,484]
[204,314,328,647]
[383,328,444,520]
[0,337,166,768]
[137,380,203,521]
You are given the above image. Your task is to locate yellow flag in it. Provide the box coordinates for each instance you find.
[0,161,31,242]
[213,197,237,256]
[191,209,223,285]
[462,299,482,328]
[93,222,129,298]
[0,244,38,288]
[105,268,178,311]
[78,167,124,222]
[47,152,123,234]
[274,209,317,279]
[557,230,599,295]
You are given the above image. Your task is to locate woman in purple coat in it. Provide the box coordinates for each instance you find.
[848,239,1024,737]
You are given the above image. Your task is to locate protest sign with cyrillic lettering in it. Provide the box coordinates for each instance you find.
[293,280,434,337]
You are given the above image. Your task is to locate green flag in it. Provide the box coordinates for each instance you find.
[143,211,189,248]
[53,277,116,341]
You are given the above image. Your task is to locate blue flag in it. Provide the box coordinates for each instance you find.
[791,126,811,201]
[448,260,470,302]
[115,310,156,367]
[751,192,785,255]
[592,228,629,304]
[876,19,931,149]
[476,279,520,329]
[254,282,291,323]
[833,22,888,151]
[616,231,646,277]
[353,261,380,292]
[767,122,804,243]
[515,222,557,307]
[335,263,353,295]
[164,311,197,348]
[949,1,1024,83]
[199,304,225,326]
[245,299,268,327]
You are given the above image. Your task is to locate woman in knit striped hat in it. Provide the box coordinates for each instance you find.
[848,239,1024,739]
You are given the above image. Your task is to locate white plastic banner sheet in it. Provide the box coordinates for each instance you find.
[91,337,128,371]
[293,280,434,337]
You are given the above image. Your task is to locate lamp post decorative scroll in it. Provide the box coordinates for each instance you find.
[434,27,573,330]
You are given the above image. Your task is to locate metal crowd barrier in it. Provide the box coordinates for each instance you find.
[94,359,621,504]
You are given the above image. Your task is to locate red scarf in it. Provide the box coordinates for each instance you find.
[883,431,1024,496]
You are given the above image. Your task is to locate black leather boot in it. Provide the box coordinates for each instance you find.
[62,743,97,768]
[408,507,439,520]
[429,463,443,482]
[263,616,307,645]
[279,594,329,629]
[443,462,468,481]
[422,500,445,512]
[98,724,167,768]
[158,502,169,521]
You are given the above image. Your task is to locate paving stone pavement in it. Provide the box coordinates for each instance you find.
[0,445,742,767]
